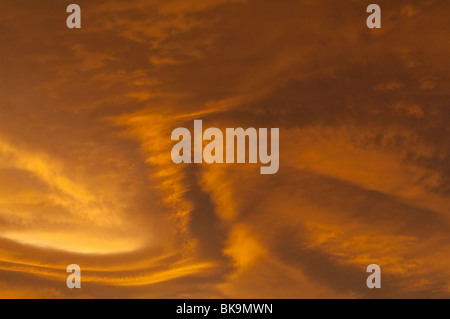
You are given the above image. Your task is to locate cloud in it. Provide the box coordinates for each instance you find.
[1,0,450,298]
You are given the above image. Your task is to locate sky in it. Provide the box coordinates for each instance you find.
[0,0,450,298]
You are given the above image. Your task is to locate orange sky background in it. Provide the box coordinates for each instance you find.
[1,0,450,298]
